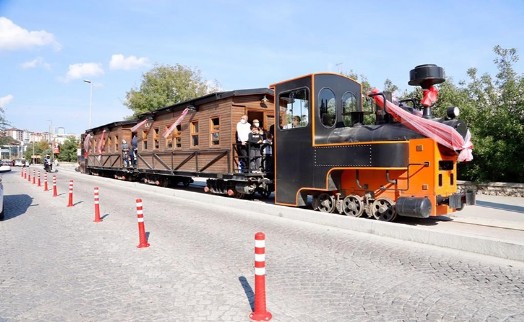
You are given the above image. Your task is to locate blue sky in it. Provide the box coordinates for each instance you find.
[1,0,523,135]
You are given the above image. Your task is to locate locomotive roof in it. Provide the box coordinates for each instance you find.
[145,87,274,117]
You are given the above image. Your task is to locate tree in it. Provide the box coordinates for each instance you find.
[57,136,79,162]
[434,46,524,182]
[124,64,219,117]
[23,141,50,163]
[0,135,17,146]
[0,106,9,132]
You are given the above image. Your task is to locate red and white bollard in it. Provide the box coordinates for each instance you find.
[24,168,27,179]
[37,171,41,187]
[250,232,272,321]
[136,198,150,248]
[32,169,36,184]
[67,180,74,207]
[52,175,58,197]
[28,169,31,182]
[93,187,102,222]
[43,172,48,191]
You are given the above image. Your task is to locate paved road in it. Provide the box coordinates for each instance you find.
[1,168,523,321]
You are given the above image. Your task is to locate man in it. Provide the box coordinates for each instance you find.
[44,155,52,172]
[122,139,130,167]
[284,115,301,129]
[131,135,138,166]
[236,115,251,172]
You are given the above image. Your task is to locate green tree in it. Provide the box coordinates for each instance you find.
[57,136,79,162]
[23,141,50,163]
[434,46,524,182]
[0,135,18,146]
[0,106,9,131]
[124,64,219,117]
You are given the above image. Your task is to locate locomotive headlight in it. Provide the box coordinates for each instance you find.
[446,106,460,119]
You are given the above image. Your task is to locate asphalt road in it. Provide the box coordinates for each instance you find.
[1,167,523,321]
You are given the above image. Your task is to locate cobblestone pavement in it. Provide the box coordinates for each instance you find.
[1,168,523,321]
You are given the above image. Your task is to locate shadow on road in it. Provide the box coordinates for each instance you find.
[395,215,453,226]
[238,276,254,311]
[3,194,33,221]
[476,200,524,214]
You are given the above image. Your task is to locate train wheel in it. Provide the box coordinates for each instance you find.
[258,189,272,199]
[371,198,397,222]
[342,195,364,217]
[235,192,246,199]
[316,193,336,213]
[160,178,169,187]
[182,178,191,187]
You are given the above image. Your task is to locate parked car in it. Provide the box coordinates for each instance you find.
[0,176,4,220]
[14,159,25,167]
[0,160,11,173]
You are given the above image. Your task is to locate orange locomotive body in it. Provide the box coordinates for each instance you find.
[81,64,475,221]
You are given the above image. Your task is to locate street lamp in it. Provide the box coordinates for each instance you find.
[84,80,93,128]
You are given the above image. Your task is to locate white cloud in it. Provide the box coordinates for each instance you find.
[0,17,61,51]
[0,94,14,107]
[21,57,51,70]
[65,63,104,81]
[109,54,149,70]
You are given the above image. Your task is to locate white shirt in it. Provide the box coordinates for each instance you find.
[236,121,251,142]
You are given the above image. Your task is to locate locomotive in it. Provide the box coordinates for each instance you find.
[80,64,475,221]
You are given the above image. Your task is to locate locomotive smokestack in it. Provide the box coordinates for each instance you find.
[408,64,445,89]
[408,64,445,118]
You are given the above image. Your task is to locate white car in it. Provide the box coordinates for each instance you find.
[0,161,11,173]
[0,176,4,220]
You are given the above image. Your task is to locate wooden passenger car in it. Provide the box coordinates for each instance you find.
[83,120,137,173]
[83,88,275,187]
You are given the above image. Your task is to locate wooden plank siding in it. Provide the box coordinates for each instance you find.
[86,122,136,169]
[136,91,274,175]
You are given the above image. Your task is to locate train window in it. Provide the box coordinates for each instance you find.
[280,88,309,129]
[175,125,182,148]
[319,88,336,128]
[210,117,220,146]
[165,126,173,149]
[342,92,359,126]
[141,130,148,150]
[154,128,160,149]
[191,121,199,147]
[115,135,119,151]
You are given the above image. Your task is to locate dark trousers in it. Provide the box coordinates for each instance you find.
[238,143,248,171]
[249,147,261,171]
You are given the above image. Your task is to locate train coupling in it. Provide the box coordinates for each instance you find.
[436,190,476,210]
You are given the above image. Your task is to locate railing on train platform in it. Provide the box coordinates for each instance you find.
[232,142,273,175]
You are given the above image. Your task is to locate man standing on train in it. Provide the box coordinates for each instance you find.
[236,114,251,172]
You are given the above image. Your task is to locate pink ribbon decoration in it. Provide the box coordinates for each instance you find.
[371,88,473,162]
[163,108,189,139]
[131,118,148,132]
[83,133,92,157]
[97,130,106,155]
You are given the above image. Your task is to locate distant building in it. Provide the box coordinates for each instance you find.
[1,127,79,159]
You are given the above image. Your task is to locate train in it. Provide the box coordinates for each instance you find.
[79,64,475,222]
